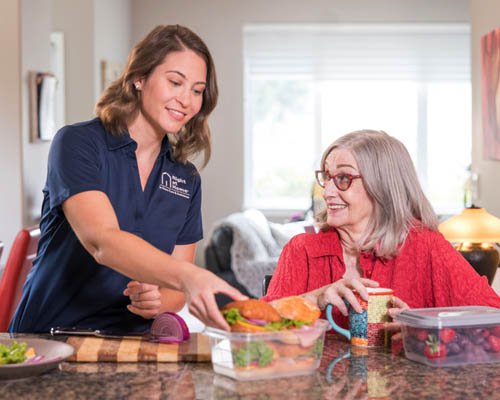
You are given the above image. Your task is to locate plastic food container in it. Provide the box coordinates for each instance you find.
[203,319,330,380]
[395,306,500,367]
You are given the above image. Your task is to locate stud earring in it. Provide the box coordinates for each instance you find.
[135,83,141,90]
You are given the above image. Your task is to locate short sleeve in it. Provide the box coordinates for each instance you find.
[46,125,104,213]
[260,235,310,302]
[175,167,203,244]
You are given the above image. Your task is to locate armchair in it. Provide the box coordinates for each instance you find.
[204,209,312,307]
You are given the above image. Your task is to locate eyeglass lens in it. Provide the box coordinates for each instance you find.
[316,171,355,191]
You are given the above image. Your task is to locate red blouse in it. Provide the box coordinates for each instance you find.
[261,227,500,328]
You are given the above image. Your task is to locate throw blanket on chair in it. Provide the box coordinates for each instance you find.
[209,209,282,298]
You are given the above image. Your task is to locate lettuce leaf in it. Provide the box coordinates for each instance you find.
[232,341,275,367]
[222,308,311,331]
[0,341,28,365]
[222,308,245,325]
[264,318,311,331]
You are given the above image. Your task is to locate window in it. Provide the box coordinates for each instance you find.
[244,24,471,215]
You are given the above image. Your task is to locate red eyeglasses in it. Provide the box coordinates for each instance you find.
[315,170,362,191]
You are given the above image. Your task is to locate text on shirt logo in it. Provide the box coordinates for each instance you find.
[159,172,190,199]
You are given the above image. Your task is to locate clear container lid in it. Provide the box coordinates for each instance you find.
[394,306,500,328]
[203,319,330,340]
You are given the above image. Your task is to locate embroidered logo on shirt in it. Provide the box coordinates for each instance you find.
[159,172,190,199]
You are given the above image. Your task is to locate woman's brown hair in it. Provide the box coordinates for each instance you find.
[96,25,218,167]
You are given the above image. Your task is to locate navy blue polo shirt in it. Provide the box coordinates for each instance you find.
[9,118,203,333]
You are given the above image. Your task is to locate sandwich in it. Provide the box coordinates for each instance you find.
[221,296,320,333]
[221,296,325,379]
[271,296,322,346]
[221,299,282,333]
[270,296,321,326]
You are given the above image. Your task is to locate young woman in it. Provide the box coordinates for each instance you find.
[9,25,246,333]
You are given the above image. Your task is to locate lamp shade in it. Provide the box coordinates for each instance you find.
[438,207,500,243]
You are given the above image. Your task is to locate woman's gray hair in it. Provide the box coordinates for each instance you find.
[316,129,438,258]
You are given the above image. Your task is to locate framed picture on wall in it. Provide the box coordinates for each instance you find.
[28,32,65,143]
[29,71,57,142]
[481,27,500,160]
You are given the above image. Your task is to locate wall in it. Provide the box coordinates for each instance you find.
[52,0,95,124]
[470,0,500,293]
[471,0,500,217]
[94,0,131,105]
[52,0,131,121]
[0,0,23,261]
[21,0,52,225]
[130,0,470,266]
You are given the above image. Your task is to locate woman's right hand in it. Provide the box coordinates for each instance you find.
[180,266,248,331]
[316,277,379,315]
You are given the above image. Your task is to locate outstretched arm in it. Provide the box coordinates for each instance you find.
[63,190,247,329]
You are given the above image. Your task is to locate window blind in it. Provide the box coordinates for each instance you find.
[244,23,470,81]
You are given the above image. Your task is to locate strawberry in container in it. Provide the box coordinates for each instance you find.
[395,306,500,367]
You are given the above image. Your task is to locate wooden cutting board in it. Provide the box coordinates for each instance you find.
[65,333,210,362]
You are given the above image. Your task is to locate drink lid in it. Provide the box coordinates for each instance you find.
[366,287,393,295]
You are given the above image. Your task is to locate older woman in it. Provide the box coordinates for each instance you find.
[262,130,500,329]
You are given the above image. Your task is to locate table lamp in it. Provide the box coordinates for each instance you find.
[438,206,500,285]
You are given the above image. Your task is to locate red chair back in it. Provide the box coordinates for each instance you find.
[0,226,40,331]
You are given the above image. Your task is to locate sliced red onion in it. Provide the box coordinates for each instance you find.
[23,356,62,365]
[298,324,314,331]
[151,336,183,344]
[25,355,46,364]
[246,318,268,326]
[151,312,190,343]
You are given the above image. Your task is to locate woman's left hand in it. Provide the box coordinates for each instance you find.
[385,295,410,340]
[124,281,162,319]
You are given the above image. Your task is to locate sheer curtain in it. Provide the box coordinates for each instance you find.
[244,24,469,81]
[244,24,471,214]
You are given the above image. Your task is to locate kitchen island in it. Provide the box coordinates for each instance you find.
[2,333,500,399]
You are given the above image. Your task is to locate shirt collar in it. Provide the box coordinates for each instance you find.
[106,131,135,151]
[360,249,389,265]
[159,135,173,160]
[308,229,344,258]
[106,130,173,160]
[309,228,389,265]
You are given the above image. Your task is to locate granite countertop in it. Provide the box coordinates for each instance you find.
[2,333,500,399]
